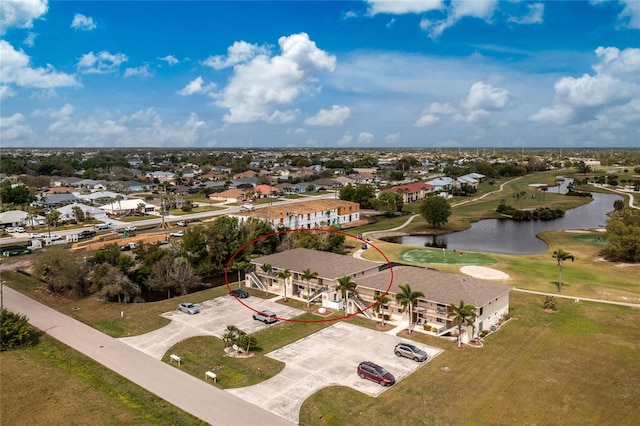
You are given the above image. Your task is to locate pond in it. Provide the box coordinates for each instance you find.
[385,191,622,255]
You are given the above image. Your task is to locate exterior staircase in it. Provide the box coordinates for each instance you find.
[247,272,268,293]
[348,294,375,319]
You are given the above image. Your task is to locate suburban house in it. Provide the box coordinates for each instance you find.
[383,182,435,203]
[209,188,248,204]
[248,248,511,342]
[233,199,360,230]
[98,198,156,215]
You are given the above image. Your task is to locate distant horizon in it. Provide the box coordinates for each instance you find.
[2,1,639,148]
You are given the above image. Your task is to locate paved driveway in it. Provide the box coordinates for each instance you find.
[228,322,444,424]
[119,295,304,358]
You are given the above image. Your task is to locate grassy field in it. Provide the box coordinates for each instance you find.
[300,292,640,426]
[0,335,205,426]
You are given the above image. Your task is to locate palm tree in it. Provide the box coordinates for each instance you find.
[276,268,291,301]
[552,249,575,292]
[301,268,318,308]
[336,275,358,313]
[395,284,424,334]
[375,294,391,327]
[448,300,477,348]
[260,263,272,295]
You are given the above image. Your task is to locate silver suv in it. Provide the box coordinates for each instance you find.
[252,310,278,324]
[394,342,428,362]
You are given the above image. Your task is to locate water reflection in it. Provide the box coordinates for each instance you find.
[387,192,622,255]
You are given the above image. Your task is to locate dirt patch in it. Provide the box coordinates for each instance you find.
[460,266,510,280]
[0,258,33,274]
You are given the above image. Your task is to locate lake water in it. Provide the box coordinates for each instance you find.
[386,191,622,255]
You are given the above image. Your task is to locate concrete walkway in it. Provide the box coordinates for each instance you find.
[3,286,293,426]
[512,287,640,308]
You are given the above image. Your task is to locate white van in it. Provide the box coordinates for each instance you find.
[96,223,110,230]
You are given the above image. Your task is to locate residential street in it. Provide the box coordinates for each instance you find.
[3,286,293,426]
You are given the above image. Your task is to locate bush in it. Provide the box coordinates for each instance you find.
[543,296,557,310]
[423,325,432,332]
[1,309,37,351]
[479,330,489,338]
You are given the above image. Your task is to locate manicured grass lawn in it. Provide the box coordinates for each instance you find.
[0,335,205,426]
[299,292,640,425]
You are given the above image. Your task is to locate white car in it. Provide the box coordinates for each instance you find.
[5,227,15,233]
[28,233,44,239]
[124,226,138,232]
[240,203,255,211]
[48,234,63,241]
[170,230,184,237]
[176,220,187,227]
[14,227,25,233]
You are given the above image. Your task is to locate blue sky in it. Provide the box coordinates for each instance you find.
[1,0,639,148]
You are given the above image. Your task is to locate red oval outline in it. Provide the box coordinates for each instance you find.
[225,228,394,323]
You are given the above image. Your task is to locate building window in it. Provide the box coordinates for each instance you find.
[479,307,483,316]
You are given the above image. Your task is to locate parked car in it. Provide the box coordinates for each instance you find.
[120,242,136,251]
[169,230,184,237]
[357,361,395,386]
[253,309,278,324]
[230,288,249,299]
[176,220,187,227]
[394,342,428,362]
[78,229,97,239]
[178,302,199,315]
[14,227,25,233]
[5,227,16,233]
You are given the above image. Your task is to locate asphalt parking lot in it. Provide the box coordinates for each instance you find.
[119,295,304,358]
[227,322,443,424]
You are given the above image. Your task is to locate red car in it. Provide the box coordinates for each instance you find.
[357,361,395,386]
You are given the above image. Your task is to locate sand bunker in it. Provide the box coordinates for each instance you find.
[460,266,510,280]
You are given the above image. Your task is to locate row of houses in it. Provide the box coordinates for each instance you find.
[246,248,511,342]
[383,173,485,203]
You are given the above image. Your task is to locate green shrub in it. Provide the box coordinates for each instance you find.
[1,309,37,351]
[543,296,557,310]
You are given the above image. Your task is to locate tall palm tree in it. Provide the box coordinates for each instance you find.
[114,194,125,216]
[336,275,358,313]
[375,294,391,326]
[301,268,318,307]
[448,300,477,348]
[260,263,272,295]
[552,249,575,292]
[395,284,424,334]
[276,268,291,301]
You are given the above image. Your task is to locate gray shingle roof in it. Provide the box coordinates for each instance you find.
[252,248,380,280]
[353,265,512,307]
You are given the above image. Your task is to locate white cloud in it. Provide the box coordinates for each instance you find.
[420,0,498,38]
[124,64,152,78]
[71,13,96,31]
[304,105,351,126]
[366,0,443,15]
[77,51,128,74]
[507,2,544,25]
[177,76,216,96]
[0,85,16,100]
[217,33,336,124]
[617,0,640,29]
[158,55,179,65]
[357,131,374,144]
[0,40,78,88]
[461,81,509,110]
[23,32,36,46]
[203,41,270,70]
[414,114,440,127]
[337,131,353,145]
[385,132,400,143]
[0,112,33,140]
[0,0,48,35]
[531,46,640,125]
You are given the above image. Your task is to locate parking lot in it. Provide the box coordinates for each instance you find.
[227,322,443,424]
[118,295,304,358]
[119,296,443,424]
